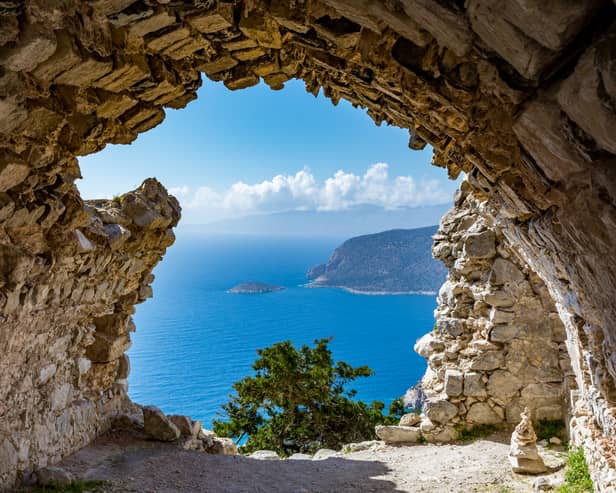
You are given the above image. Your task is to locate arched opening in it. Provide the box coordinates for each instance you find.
[76,76,460,430]
[0,0,614,490]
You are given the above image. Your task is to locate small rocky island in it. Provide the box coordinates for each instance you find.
[228,282,285,294]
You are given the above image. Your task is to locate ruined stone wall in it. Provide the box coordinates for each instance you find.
[0,178,179,486]
[1,0,615,490]
[415,186,572,441]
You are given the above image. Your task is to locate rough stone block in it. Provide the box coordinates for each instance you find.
[445,370,463,397]
[375,425,421,443]
[464,372,487,397]
[189,5,234,34]
[55,59,113,86]
[197,56,238,75]
[233,48,267,62]
[143,406,180,441]
[97,95,138,119]
[0,155,30,192]
[93,58,150,92]
[466,402,502,424]
[496,0,602,51]
[239,15,282,49]
[489,258,525,286]
[0,26,57,72]
[513,97,589,182]
[557,31,616,155]
[467,0,555,80]
[32,31,81,81]
[424,399,459,424]
[470,351,505,371]
[225,74,259,91]
[86,333,131,363]
[147,27,191,52]
[399,413,421,427]
[129,12,176,38]
[464,230,496,259]
[399,0,472,57]
[487,370,522,400]
[224,38,258,51]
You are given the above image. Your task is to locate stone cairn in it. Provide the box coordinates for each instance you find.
[509,407,547,475]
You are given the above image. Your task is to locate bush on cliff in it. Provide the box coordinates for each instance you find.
[213,338,402,455]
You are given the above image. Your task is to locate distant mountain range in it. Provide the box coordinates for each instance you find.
[178,204,452,238]
[306,227,447,294]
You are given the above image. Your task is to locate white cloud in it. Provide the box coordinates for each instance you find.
[172,163,452,222]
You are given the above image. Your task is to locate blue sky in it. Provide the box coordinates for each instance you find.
[78,77,460,224]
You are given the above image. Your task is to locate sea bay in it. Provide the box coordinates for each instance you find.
[129,231,437,428]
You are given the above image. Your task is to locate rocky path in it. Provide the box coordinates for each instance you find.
[28,431,567,493]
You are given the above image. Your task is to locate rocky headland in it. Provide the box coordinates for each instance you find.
[306,227,447,294]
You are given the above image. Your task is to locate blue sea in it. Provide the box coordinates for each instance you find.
[128,232,437,428]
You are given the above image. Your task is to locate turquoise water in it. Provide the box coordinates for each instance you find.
[129,232,437,428]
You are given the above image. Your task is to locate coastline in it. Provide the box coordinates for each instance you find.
[302,283,437,296]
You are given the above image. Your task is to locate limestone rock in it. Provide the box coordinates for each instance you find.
[466,402,502,425]
[288,453,312,460]
[424,399,459,424]
[169,415,201,437]
[312,449,340,460]
[399,413,421,427]
[509,408,548,474]
[375,425,421,444]
[249,450,280,460]
[142,406,180,442]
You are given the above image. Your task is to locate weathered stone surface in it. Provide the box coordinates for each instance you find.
[466,402,502,425]
[399,413,421,427]
[424,399,459,424]
[444,370,463,397]
[143,406,181,442]
[375,425,421,444]
[249,450,280,460]
[0,1,615,489]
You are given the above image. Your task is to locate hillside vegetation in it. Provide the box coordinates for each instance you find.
[306,227,446,294]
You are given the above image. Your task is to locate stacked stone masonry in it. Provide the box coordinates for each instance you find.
[0,0,615,490]
[416,189,572,440]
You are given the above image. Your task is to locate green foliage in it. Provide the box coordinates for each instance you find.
[454,424,499,442]
[30,480,107,493]
[111,195,121,204]
[213,338,401,455]
[535,419,565,441]
[558,447,593,493]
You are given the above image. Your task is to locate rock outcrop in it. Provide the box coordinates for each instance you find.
[0,0,615,490]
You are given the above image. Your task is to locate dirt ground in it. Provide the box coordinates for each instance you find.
[29,431,567,493]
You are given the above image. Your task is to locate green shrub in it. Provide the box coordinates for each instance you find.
[213,338,401,455]
[559,447,593,493]
[535,419,565,441]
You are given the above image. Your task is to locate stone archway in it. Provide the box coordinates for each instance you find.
[1,0,615,490]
